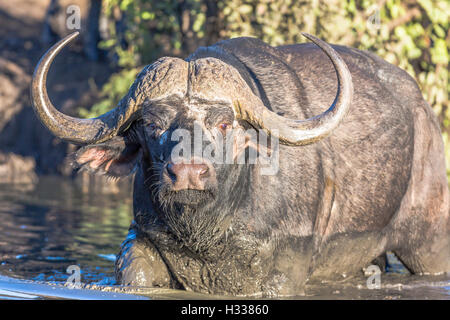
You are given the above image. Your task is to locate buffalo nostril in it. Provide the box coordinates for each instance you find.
[166,163,177,181]
[165,160,212,191]
[199,166,209,176]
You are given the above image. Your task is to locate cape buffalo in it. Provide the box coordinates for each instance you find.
[31,31,450,296]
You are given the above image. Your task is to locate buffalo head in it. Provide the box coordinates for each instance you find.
[31,32,353,252]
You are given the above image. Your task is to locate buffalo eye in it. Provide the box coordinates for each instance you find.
[144,122,163,136]
[217,122,231,134]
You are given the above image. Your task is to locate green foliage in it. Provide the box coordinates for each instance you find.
[83,0,449,175]
[219,0,449,134]
[100,0,209,67]
[79,68,139,118]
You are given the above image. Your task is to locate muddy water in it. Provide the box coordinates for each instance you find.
[0,177,449,300]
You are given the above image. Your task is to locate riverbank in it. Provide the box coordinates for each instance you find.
[0,0,129,193]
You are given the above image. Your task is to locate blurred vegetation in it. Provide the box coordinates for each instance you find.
[80,0,449,174]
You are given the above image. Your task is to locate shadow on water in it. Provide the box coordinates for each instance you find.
[0,176,449,300]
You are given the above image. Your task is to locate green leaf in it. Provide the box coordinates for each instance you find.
[141,11,155,20]
[431,39,449,64]
[238,4,253,15]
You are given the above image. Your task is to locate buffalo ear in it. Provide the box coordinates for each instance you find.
[73,136,141,177]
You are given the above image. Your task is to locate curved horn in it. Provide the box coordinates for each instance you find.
[31,32,137,145]
[233,33,353,146]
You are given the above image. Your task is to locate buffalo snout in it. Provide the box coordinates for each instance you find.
[164,157,215,191]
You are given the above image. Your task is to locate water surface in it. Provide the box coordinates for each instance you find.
[0,177,448,299]
[0,176,131,286]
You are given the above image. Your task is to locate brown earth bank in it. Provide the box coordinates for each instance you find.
[0,0,131,191]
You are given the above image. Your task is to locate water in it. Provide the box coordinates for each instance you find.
[0,176,132,286]
[0,177,449,299]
